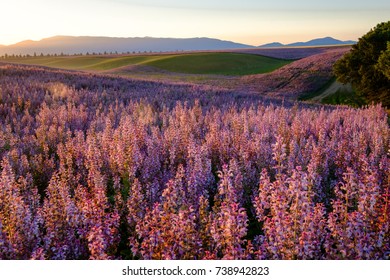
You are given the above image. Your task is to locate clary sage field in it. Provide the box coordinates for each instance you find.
[0,65,388,259]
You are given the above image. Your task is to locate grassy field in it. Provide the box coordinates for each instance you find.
[298,77,367,107]
[321,87,366,107]
[143,53,291,75]
[0,52,292,76]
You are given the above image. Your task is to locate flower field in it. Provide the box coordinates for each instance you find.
[0,64,389,260]
[239,47,350,98]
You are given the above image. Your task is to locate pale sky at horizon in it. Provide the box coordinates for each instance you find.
[1,0,389,46]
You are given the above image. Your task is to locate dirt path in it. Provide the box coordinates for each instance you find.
[311,80,352,101]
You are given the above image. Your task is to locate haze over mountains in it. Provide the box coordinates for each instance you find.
[0,36,253,56]
[0,36,356,56]
[259,37,356,48]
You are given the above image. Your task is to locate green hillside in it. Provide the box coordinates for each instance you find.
[1,52,292,76]
[143,53,291,75]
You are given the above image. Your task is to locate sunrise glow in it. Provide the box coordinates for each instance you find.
[1,0,389,45]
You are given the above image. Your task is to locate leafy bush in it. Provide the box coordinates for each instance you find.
[334,21,390,107]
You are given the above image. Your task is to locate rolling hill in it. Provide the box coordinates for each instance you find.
[0,52,292,76]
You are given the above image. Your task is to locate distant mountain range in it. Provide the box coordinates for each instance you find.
[259,37,356,48]
[0,36,253,56]
[0,36,356,56]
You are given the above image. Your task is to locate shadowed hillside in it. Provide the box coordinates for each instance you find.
[238,47,350,99]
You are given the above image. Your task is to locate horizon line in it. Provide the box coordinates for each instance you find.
[0,34,357,47]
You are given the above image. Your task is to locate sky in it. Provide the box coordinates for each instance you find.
[1,0,389,46]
